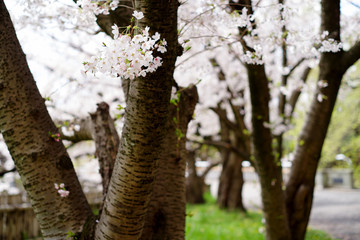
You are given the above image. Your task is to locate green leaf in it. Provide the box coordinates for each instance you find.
[282,31,288,39]
[117,104,125,111]
[170,98,177,105]
[176,128,184,140]
[242,129,250,136]
[115,114,122,120]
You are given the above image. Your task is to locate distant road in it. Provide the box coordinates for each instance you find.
[241,183,360,240]
[309,187,360,240]
[206,168,360,239]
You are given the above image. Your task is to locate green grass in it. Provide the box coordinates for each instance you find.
[186,193,334,240]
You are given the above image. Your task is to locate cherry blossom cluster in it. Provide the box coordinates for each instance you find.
[264,118,291,136]
[317,31,343,53]
[83,11,167,80]
[54,183,70,198]
[76,0,119,15]
[240,45,264,65]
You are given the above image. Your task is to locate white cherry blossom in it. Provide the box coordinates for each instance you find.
[83,17,167,80]
[133,10,144,20]
[77,0,119,16]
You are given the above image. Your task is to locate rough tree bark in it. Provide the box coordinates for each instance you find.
[71,2,195,238]
[140,85,198,240]
[285,1,360,239]
[0,1,93,239]
[62,77,198,240]
[90,102,120,199]
[94,0,181,239]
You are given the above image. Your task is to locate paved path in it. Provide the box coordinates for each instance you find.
[240,183,360,240]
[309,188,360,240]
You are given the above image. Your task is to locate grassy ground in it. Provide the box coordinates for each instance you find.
[186,193,334,240]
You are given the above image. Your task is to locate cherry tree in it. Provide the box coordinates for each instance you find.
[175,0,360,239]
[1,0,360,239]
[0,0,186,239]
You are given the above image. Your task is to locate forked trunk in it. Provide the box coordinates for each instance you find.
[140,85,198,240]
[285,0,360,238]
[285,64,344,240]
[217,151,246,212]
[94,1,181,238]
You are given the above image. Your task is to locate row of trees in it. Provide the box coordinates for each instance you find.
[1,0,360,239]
[177,1,360,239]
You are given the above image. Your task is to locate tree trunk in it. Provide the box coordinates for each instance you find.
[218,151,246,211]
[90,102,120,211]
[0,1,93,239]
[284,1,360,239]
[94,0,180,239]
[210,57,250,212]
[285,64,344,240]
[246,64,290,240]
[140,85,198,240]
[216,106,248,212]
[186,149,205,204]
[285,1,360,239]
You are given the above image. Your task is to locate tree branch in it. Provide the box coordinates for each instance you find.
[190,139,250,160]
[342,40,360,71]
[90,102,120,202]
[210,107,240,136]
[200,160,221,179]
[0,167,16,177]
[285,58,306,79]
[58,118,94,143]
[288,67,311,116]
